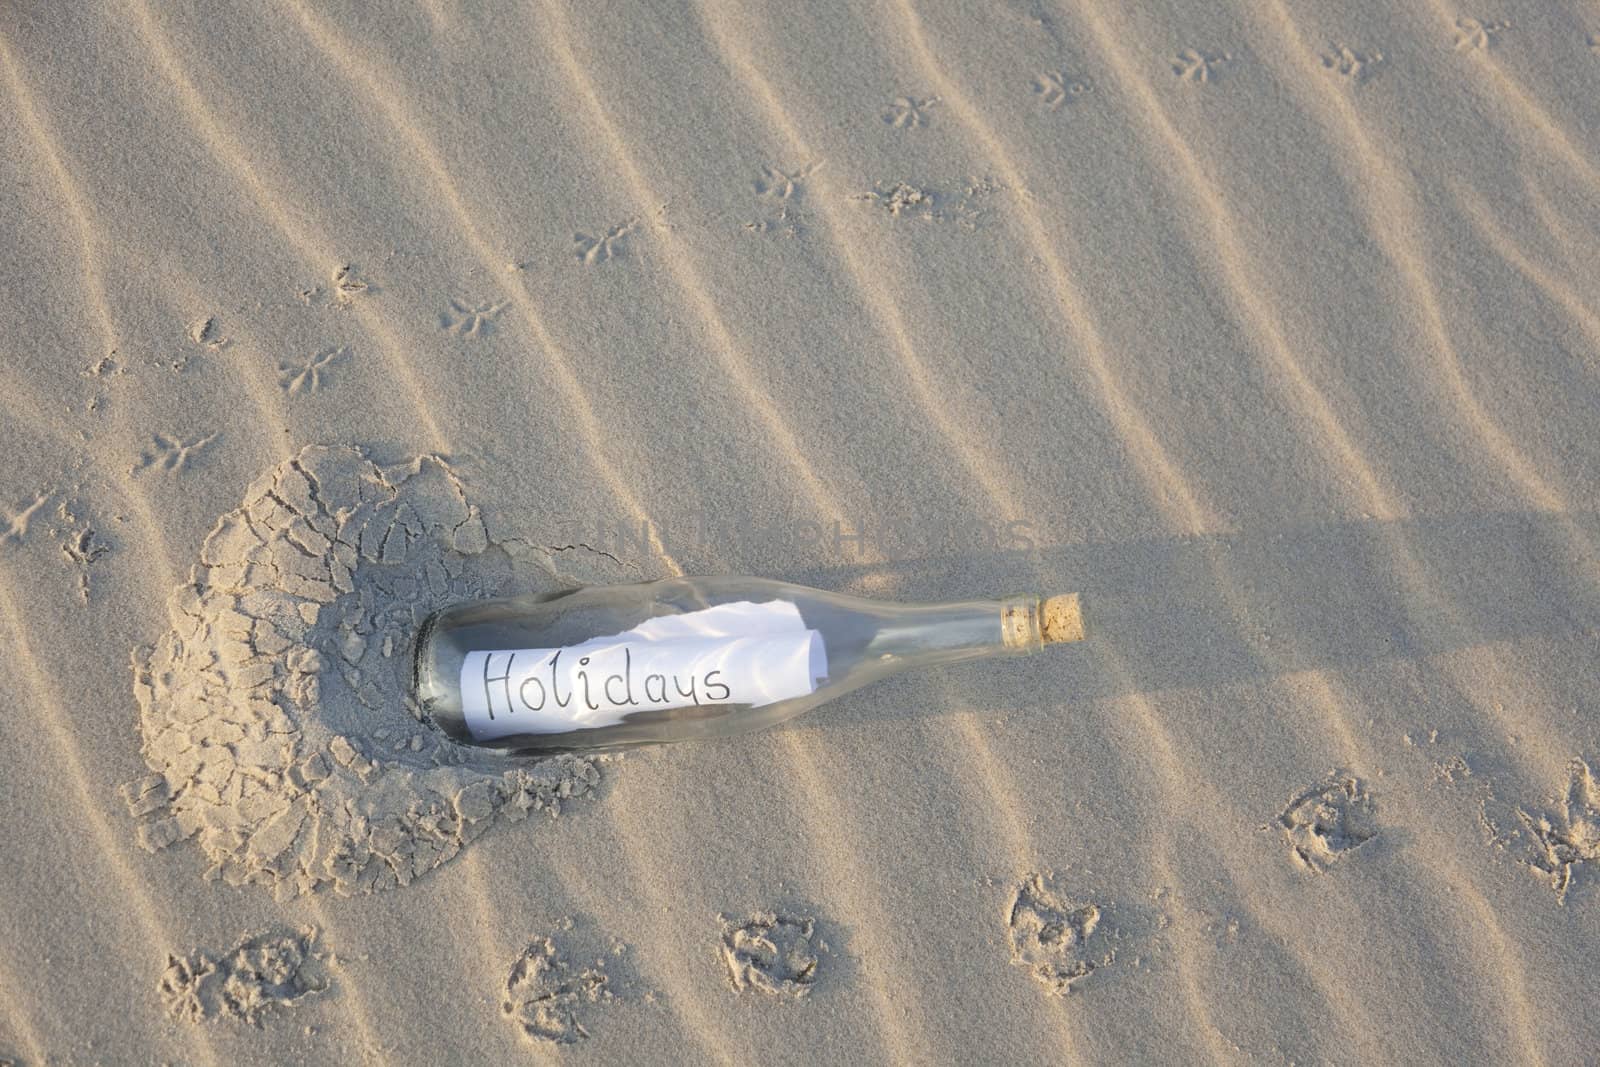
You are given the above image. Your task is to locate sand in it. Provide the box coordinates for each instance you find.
[126,445,604,898]
[1,0,1598,1063]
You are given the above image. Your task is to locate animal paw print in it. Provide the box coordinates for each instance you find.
[573,220,637,266]
[1498,758,1600,904]
[331,264,370,303]
[1172,48,1231,83]
[882,95,940,129]
[1006,874,1110,995]
[187,316,227,350]
[852,181,937,219]
[61,527,109,567]
[754,162,821,200]
[1033,70,1092,110]
[1319,43,1384,81]
[502,936,612,1045]
[1273,773,1378,872]
[440,298,509,337]
[1453,16,1508,52]
[56,500,111,604]
[134,432,218,476]
[747,163,822,237]
[301,263,375,307]
[720,913,823,996]
[82,353,122,379]
[743,207,801,239]
[0,492,49,547]
[279,347,348,396]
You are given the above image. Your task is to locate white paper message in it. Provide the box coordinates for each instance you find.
[459,600,828,741]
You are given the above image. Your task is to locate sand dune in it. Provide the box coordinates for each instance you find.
[2,1,1598,1063]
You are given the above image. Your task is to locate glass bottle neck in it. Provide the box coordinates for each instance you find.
[862,595,1043,666]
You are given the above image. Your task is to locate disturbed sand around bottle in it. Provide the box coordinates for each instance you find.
[2,1,1599,1063]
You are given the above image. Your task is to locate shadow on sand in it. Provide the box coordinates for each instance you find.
[780,509,1600,721]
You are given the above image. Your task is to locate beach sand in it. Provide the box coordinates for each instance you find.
[2,0,1599,1062]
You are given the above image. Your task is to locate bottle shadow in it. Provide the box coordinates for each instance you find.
[781,508,1600,723]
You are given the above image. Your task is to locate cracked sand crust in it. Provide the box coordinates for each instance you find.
[125,445,599,898]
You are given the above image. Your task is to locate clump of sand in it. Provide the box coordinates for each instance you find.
[159,926,328,1025]
[123,445,599,899]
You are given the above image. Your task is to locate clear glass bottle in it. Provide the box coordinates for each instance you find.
[412,576,1084,754]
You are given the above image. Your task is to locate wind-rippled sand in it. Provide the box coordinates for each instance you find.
[1,1,1597,1063]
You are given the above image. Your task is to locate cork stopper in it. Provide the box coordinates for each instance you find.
[1001,593,1085,650]
[1040,593,1085,645]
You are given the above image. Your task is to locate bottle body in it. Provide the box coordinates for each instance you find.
[412,576,1081,754]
